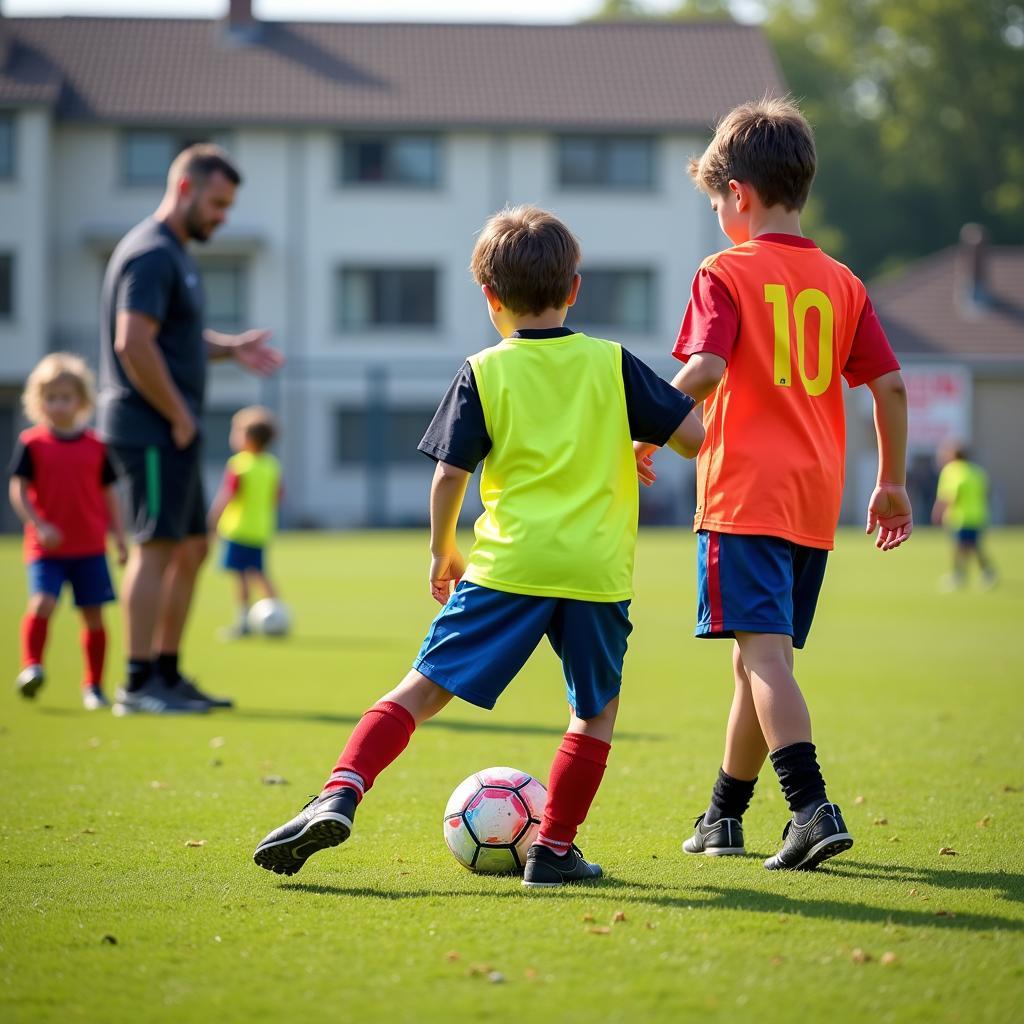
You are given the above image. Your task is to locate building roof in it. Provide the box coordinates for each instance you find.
[871,244,1024,361]
[0,17,782,130]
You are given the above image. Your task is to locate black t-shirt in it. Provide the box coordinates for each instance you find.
[418,327,694,472]
[97,217,206,448]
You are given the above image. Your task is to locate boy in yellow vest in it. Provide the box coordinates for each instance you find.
[253,205,704,886]
[932,441,997,589]
[208,406,282,637]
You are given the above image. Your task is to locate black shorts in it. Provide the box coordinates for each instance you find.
[110,441,206,544]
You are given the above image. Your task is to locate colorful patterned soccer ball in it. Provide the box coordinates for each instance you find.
[443,767,547,874]
[247,598,291,637]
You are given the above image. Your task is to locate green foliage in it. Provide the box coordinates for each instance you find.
[1,530,1023,1022]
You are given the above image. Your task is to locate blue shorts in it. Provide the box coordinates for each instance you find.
[221,540,265,573]
[954,528,982,547]
[413,582,632,719]
[695,531,828,650]
[28,554,115,608]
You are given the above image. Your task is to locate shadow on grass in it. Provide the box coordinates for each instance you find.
[233,707,666,741]
[278,863,1024,933]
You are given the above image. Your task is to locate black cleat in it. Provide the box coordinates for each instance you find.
[16,665,45,699]
[682,814,745,856]
[170,674,235,710]
[522,844,603,889]
[253,788,357,876]
[112,677,209,715]
[764,802,853,871]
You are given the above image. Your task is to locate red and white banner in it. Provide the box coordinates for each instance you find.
[902,364,972,452]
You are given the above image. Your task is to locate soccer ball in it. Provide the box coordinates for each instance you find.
[247,598,291,637]
[443,766,546,874]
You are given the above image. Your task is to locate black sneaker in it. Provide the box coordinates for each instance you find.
[522,844,603,889]
[253,788,357,876]
[112,677,210,716]
[682,814,745,856]
[764,802,853,871]
[16,665,45,699]
[169,674,235,710]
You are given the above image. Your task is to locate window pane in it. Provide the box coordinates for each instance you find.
[573,269,653,331]
[0,116,13,179]
[338,268,438,329]
[200,262,246,332]
[341,136,439,186]
[123,130,177,185]
[558,138,601,186]
[0,255,12,317]
[607,139,653,187]
[335,406,435,465]
[389,138,438,185]
[558,136,654,189]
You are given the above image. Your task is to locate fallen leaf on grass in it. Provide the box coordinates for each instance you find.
[771,956,785,967]
[935,909,956,918]
[1002,784,1021,793]
[81,828,96,834]
[150,781,169,790]
[261,775,289,786]
[588,926,611,935]
[854,795,866,805]
[645,922,657,930]
[185,839,207,847]
[976,815,992,828]
[938,846,957,856]
[873,817,888,826]
[581,913,595,922]
[908,888,918,896]
[889,835,900,843]
[444,951,460,962]
[612,911,627,923]
[467,963,492,976]
[880,952,898,966]
[851,948,872,964]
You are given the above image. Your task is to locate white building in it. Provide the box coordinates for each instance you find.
[0,7,782,528]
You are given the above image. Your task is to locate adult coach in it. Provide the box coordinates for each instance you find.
[98,144,283,715]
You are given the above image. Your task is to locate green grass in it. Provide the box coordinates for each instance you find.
[1,529,1022,1023]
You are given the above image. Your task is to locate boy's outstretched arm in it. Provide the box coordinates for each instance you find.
[865,370,913,551]
[429,460,470,604]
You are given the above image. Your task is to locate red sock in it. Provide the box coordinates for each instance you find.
[81,627,106,688]
[20,613,49,668]
[321,700,416,801]
[536,732,611,853]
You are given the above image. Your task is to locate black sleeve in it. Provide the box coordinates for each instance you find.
[8,440,32,480]
[116,249,176,324]
[417,361,492,472]
[620,347,696,446]
[101,451,118,486]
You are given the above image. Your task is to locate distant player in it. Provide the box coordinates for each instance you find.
[253,205,704,886]
[207,405,283,637]
[932,441,997,589]
[638,99,912,870]
[8,354,127,709]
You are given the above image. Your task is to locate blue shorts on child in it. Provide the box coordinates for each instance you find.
[28,554,115,607]
[695,530,828,650]
[413,582,631,719]
[221,539,265,572]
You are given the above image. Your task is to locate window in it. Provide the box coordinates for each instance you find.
[198,260,247,333]
[201,409,236,466]
[337,267,438,330]
[557,136,655,189]
[121,129,231,187]
[340,135,440,187]
[0,254,13,318]
[0,115,13,179]
[334,406,436,465]
[572,269,654,332]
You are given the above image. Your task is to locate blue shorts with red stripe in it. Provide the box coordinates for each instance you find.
[695,530,828,650]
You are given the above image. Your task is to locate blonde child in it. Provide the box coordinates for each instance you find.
[9,353,127,709]
[207,406,282,637]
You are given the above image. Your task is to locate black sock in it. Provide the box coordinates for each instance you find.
[126,658,153,693]
[770,742,828,824]
[155,652,179,685]
[705,767,757,824]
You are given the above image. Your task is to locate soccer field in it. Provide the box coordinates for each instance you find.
[1,529,1022,1023]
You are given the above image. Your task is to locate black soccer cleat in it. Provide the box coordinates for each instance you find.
[764,802,853,871]
[170,674,235,710]
[522,843,603,889]
[16,665,45,699]
[682,814,746,856]
[253,788,357,877]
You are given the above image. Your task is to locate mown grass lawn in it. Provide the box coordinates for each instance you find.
[1,529,1021,1023]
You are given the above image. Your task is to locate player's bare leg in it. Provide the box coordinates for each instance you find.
[153,534,208,657]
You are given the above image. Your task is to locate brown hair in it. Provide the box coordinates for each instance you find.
[470,205,580,315]
[232,405,277,450]
[169,143,242,189]
[22,352,95,425]
[689,98,816,212]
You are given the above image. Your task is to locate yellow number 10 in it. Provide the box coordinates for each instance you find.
[763,284,834,397]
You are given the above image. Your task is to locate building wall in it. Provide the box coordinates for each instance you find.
[973,371,1024,523]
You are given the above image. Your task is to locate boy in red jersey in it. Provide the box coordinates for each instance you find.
[639,99,912,870]
[8,354,127,709]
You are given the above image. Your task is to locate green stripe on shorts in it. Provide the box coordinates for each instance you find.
[145,446,161,520]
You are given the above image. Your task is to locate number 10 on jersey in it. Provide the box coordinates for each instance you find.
[764,284,835,397]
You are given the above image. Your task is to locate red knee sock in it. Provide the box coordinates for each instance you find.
[81,627,106,688]
[321,700,416,801]
[20,614,49,668]
[536,732,611,853]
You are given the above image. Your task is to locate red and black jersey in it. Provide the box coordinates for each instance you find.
[8,426,117,562]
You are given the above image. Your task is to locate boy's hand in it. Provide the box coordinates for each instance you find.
[429,548,465,605]
[37,522,63,549]
[634,442,657,487]
[866,484,914,551]
[171,412,198,450]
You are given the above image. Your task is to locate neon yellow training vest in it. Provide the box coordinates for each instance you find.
[937,459,989,529]
[463,332,638,602]
[218,450,281,547]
